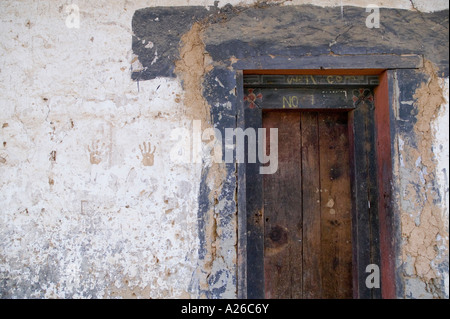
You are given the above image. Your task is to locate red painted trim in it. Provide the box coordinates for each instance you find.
[374,71,396,299]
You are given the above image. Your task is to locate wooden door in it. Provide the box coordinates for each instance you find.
[263,110,353,299]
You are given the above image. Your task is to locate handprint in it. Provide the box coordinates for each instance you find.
[88,140,106,165]
[139,141,156,167]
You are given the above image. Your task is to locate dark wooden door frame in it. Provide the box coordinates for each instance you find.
[235,55,422,299]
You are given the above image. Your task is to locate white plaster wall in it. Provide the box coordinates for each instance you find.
[0,0,448,299]
[435,78,450,230]
[433,78,450,298]
[0,0,203,298]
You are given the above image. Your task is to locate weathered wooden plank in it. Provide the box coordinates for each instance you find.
[354,99,381,299]
[263,111,302,299]
[244,69,384,76]
[243,87,361,110]
[245,105,265,299]
[365,102,382,300]
[351,102,375,299]
[319,112,353,299]
[300,112,323,299]
[236,70,248,299]
[348,110,359,299]
[235,54,424,72]
[244,74,380,87]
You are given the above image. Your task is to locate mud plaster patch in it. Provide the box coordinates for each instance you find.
[107,280,152,299]
[174,21,229,297]
[401,60,449,283]
[175,22,213,125]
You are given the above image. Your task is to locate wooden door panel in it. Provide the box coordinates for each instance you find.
[318,112,353,299]
[301,112,322,299]
[263,110,352,299]
[263,111,302,299]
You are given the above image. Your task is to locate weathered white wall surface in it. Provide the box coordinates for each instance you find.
[0,0,203,298]
[0,0,448,298]
[433,78,449,298]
